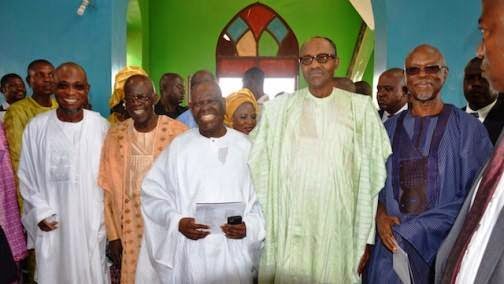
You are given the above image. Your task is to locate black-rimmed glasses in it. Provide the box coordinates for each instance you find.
[299,53,336,65]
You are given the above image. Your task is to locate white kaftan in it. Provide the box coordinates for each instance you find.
[136,128,265,284]
[18,110,110,284]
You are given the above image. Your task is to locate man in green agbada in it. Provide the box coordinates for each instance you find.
[250,36,391,283]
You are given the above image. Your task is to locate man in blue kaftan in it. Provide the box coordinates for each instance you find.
[364,44,493,284]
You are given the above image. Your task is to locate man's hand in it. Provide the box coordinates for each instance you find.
[358,244,373,275]
[38,218,58,232]
[221,223,246,239]
[108,239,123,267]
[179,218,210,240]
[376,204,400,252]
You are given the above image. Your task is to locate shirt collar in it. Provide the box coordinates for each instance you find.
[465,98,497,122]
[384,103,408,118]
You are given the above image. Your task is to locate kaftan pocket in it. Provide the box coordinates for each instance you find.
[48,148,72,182]
[398,158,428,214]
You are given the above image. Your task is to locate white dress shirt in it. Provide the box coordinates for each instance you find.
[465,99,498,123]
[382,103,408,122]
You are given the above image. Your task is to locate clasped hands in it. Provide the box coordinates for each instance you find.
[178,217,246,240]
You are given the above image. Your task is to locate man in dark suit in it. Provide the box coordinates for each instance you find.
[436,0,504,283]
[376,68,408,122]
[155,73,188,119]
[463,56,504,145]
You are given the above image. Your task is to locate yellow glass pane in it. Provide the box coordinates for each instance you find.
[236,30,257,56]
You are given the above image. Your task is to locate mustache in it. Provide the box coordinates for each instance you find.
[308,68,324,75]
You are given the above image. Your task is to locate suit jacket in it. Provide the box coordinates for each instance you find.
[484,96,504,145]
[436,132,504,284]
[462,95,504,145]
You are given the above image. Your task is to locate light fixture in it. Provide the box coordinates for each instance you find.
[77,0,90,16]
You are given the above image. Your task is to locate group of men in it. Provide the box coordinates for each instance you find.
[0,58,266,283]
[0,0,504,283]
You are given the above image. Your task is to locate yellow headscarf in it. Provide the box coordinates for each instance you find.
[224,88,258,128]
[108,66,148,108]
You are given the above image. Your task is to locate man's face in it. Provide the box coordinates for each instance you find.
[28,63,55,96]
[190,82,225,137]
[405,48,447,103]
[478,0,504,92]
[54,67,89,114]
[377,72,406,113]
[243,77,263,96]
[124,79,156,125]
[464,59,497,109]
[1,77,26,104]
[161,76,185,105]
[300,38,338,90]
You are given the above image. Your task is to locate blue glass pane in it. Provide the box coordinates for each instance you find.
[227,17,248,43]
[267,17,287,42]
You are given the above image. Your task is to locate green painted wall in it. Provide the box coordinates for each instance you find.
[144,0,363,91]
[139,0,150,74]
[127,29,143,66]
[127,0,150,73]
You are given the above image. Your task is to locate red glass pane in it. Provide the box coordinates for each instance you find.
[278,32,299,56]
[216,34,237,56]
[239,4,275,39]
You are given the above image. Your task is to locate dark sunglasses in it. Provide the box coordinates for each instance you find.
[405,65,447,76]
[299,53,336,65]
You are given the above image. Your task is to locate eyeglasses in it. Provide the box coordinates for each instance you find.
[124,94,151,104]
[299,53,336,65]
[405,65,447,76]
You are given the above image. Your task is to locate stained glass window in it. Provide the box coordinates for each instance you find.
[216,3,299,96]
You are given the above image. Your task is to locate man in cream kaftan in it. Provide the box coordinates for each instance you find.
[250,37,391,283]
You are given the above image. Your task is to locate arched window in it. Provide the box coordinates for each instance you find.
[216,3,299,97]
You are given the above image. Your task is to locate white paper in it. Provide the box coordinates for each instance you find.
[393,243,412,284]
[195,202,245,234]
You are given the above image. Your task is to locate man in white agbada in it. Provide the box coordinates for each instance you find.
[19,62,109,284]
[136,80,265,283]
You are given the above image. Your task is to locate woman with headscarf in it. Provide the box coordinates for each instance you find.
[108,66,148,125]
[224,89,258,135]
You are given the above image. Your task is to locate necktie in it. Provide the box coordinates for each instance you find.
[470,112,479,118]
[442,139,504,283]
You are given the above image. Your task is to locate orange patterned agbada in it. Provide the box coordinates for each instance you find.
[98,115,187,284]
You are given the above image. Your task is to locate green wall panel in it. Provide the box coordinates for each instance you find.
[127,0,150,74]
[127,29,143,67]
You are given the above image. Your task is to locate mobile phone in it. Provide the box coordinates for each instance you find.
[227,215,242,225]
